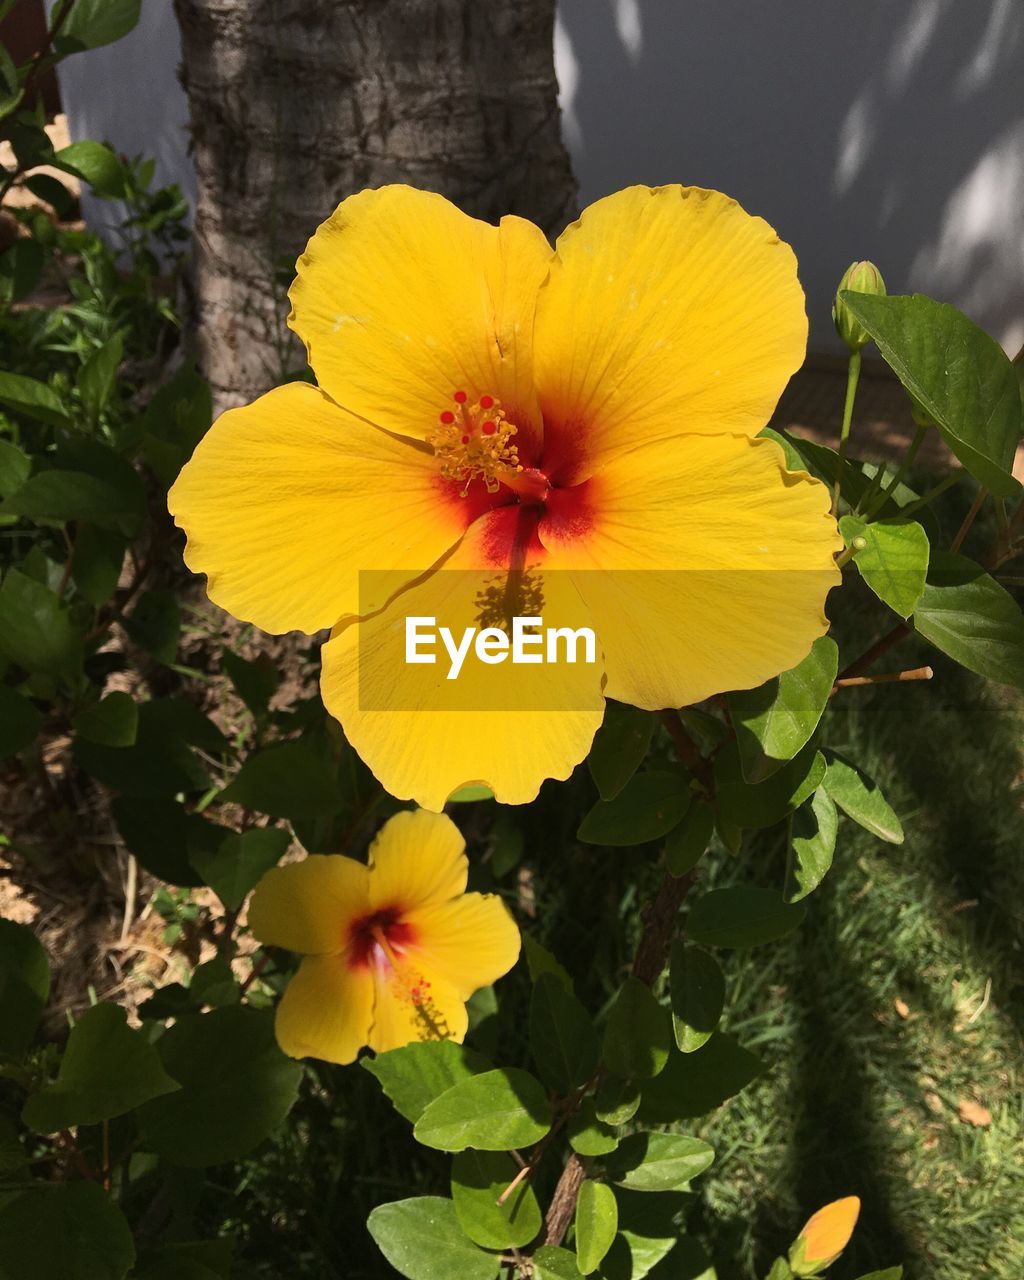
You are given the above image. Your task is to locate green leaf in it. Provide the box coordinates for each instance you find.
[578,770,690,846]
[788,789,839,903]
[840,292,1022,497]
[23,173,75,217]
[529,972,599,1094]
[853,1270,903,1280]
[70,525,125,605]
[0,569,82,681]
[113,797,226,885]
[669,943,724,1054]
[0,684,41,758]
[60,0,141,49]
[367,1197,499,1280]
[603,977,672,1080]
[838,516,930,619]
[0,468,142,534]
[21,1003,179,1132]
[362,1039,492,1124]
[688,887,806,949]
[0,40,18,117]
[0,439,31,498]
[139,1007,302,1166]
[532,1245,579,1279]
[594,1075,642,1126]
[608,1132,715,1191]
[77,334,124,417]
[715,742,826,830]
[822,753,903,844]
[523,935,573,991]
[912,551,1024,689]
[414,1067,551,1152]
[451,1149,542,1249]
[53,141,124,197]
[567,1097,620,1156]
[588,701,655,800]
[124,589,181,662]
[664,799,715,877]
[0,371,69,428]
[76,701,211,798]
[218,741,343,820]
[0,1181,135,1280]
[575,1180,618,1276]
[638,1033,765,1123]
[0,919,49,1055]
[728,638,838,782]
[73,691,138,747]
[0,238,43,301]
[190,827,290,913]
[222,650,279,718]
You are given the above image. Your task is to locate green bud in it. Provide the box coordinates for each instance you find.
[833,260,886,351]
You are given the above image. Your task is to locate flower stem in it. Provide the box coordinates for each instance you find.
[833,350,861,516]
[950,486,988,554]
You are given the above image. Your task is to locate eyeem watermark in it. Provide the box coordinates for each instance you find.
[406,615,597,681]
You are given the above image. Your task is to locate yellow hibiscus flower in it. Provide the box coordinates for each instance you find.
[247,809,520,1064]
[169,184,841,810]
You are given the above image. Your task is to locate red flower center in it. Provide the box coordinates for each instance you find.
[347,906,417,971]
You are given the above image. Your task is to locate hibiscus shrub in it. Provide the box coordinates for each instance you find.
[3,7,1024,1280]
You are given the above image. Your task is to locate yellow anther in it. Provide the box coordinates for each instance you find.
[430,393,522,495]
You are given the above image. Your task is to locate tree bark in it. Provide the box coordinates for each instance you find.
[173,0,577,408]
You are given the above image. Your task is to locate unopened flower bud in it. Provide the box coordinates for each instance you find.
[789,1196,860,1276]
[833,261,885,351]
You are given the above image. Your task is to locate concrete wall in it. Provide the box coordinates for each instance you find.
[52,0,1024,353]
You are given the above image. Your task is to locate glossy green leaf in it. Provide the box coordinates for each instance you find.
[414,1067,551,1151]
[0,684,41,758]
[594,1074,642,1126]
[61,0,142,50]
[0,1181,135,1280]
[529,971,599,1094]
[578,770,690,846]
[603,977,672,1079]
[788,789,839,902]
[451,1149,542,1249]
[588,700,655,800]
[73,691,138,747]
[0,919,49,1055]
[124,589,181,662]
[715,743,826,829]
[523,935,573,991]
[822,753,903,844]
[53,140,124,197]
[638,1033,765,1123]
[76,701,211,798]
[24,173,75,217]
[728,638,837,782]
[839,515,930,618]
[222,649,279,718]
[219,741,343,820]
[688,887,806,949]
[912,551,1024,689]
[0,439,31,497]
[669,943,724,1053]
[608,1131,715,1191]
[362,1039,492,1124]
[531,1245,579,1279]
[575,1180,618,1276]
[0,468,142,534]
[567,1097,620,1156]
[841,292,1022,496]
[367,1197,499,1280]
[113,797,227,886]
[70,524,125,605]
[0,371,69,427]
[0,569,82,680]
[77,334,124,417]
[190,826,290,912]
[664,799,715,877]
[139,1007,301,1167]
[0,238,43,301]
[22,1003,179,1132]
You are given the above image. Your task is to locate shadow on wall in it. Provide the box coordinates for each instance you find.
[555,0,1024,354]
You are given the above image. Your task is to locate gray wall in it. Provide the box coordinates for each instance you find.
[53,0,1023,353]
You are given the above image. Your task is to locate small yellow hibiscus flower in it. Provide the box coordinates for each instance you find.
[789,1195,861,1275]
[247,809,520,1064]
[169,184,841,809]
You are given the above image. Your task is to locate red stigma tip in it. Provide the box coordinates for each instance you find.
[453,390,468,404]
[461,434,470,444]
[479,394,494,409]
[439,410,455,424]
[481,420,496,435]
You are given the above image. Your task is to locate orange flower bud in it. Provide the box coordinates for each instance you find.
[789,1195,861,1275]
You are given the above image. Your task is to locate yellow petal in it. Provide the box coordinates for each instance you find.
[248,855,370,955]
[367,809,468,912]
[801,1195,861,1264]
[275,952,373,1064]
[405,893,521,1001]
[367,959,468,1054]
[288,185,552,459]
[539,433,841,708]
[533,185,807,481]
[319,507,606,811]
[168,381,471,635]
